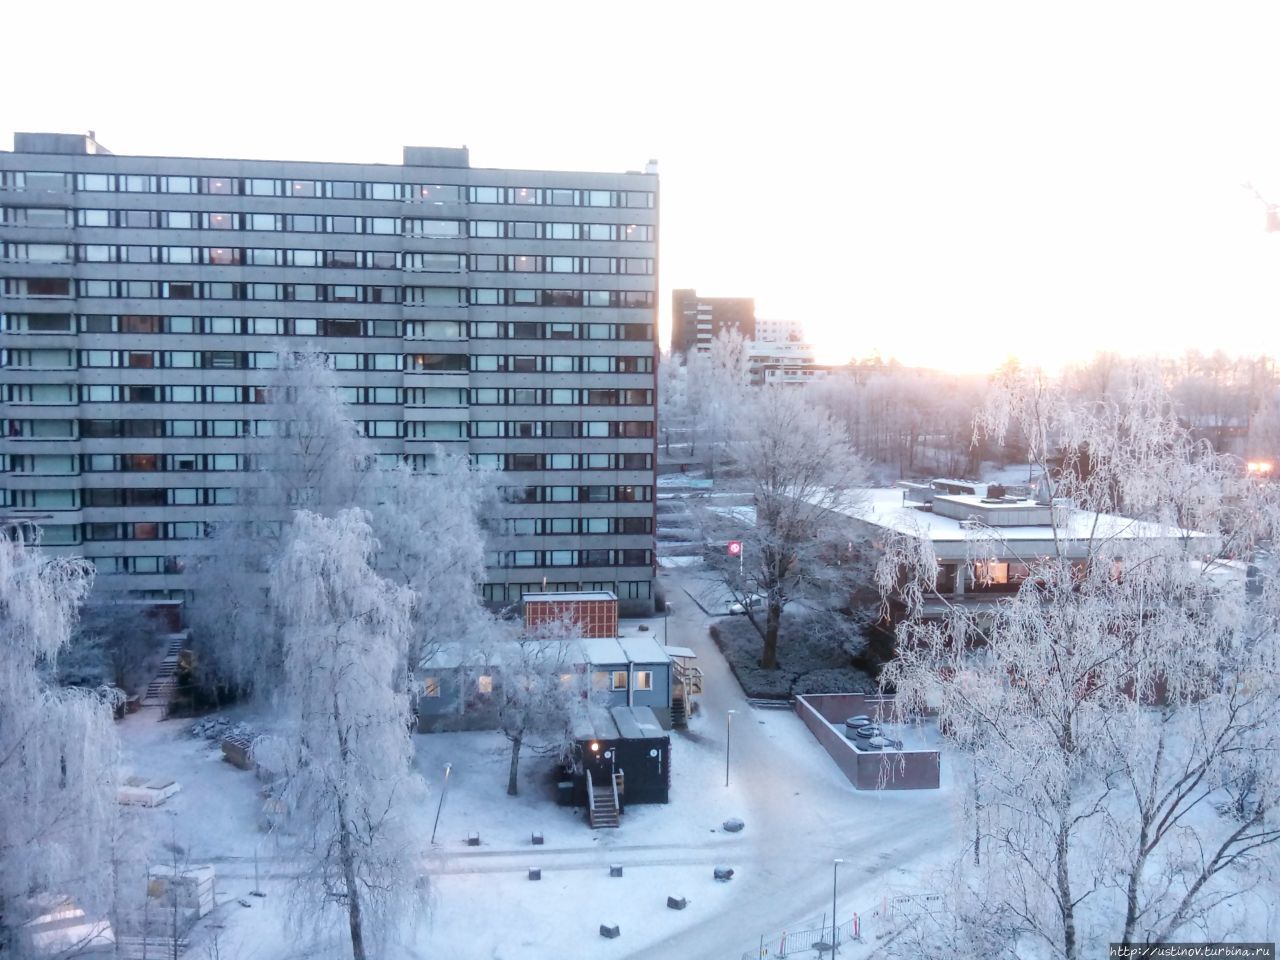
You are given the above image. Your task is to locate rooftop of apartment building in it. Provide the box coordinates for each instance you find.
[7,132,660,179]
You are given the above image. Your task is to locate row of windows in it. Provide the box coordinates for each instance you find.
[2,314,653,341]
[4,278,657,310]
[470,420,655,440]
[41,209,656,237]
[496,452,652,471]
[3,448,254,471]
[481,580,652,603]
[502,516,652,536]
[488,549,652,569]
[83,487,238,506]
[467,221,652,241]
[468,255,652,275]
[4,348,656,373]
[6,377,652,409]
[501,485,653,504]
[1,210,656,243]
[73,415,655,440]
[3,172,654,208]
[6,417,655,444]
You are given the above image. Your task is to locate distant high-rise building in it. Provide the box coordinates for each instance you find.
[1,132,659,614]
[670,288,754,355]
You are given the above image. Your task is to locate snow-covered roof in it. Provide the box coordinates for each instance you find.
[827,487,1208,560]
[427,635,670,671]
[523,591,617,604]
[578,635,670,666]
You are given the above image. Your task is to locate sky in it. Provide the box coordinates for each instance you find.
[4,1,1280,374]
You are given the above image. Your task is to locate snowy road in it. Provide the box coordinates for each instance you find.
[626,568,957,958]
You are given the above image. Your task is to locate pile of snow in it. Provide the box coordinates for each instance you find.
[188,717,257,742]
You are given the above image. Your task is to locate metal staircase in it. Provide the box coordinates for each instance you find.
[670,661,703,730]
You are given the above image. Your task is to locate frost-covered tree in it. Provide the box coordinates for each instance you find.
[483,620,597,797]
[685,328,751,474]
[699,385,871,669]
[368,455,497,701]
[263,509,423,960]
[0,529,119,955]
[657,350,690,456]
[59,601,166,694]
[880,363,1280,958]
[189,350,373,695]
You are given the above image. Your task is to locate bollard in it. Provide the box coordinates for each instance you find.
[609,864,623,877]
[528,867,541,881]
[599,924,620,939]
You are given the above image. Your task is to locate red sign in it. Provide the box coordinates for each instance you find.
[726,540,743,557]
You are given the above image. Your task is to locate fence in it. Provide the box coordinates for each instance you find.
[740,915,862,959]
[741,892,944,960]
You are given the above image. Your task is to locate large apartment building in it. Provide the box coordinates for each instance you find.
[1,132,659,615]
[670,288,754,355]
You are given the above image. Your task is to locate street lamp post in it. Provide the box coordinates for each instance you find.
[832,858,845,954]
[725,710,737,787]
[430,762,452,845]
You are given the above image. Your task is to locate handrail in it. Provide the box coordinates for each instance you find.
[611,764,620,814]
[587,770,596,818]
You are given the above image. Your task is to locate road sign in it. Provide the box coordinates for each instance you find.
[726,540,743,557]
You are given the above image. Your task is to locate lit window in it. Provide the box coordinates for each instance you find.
[634,671,653,691]
[477,675,493,695]
[424,677,441,698]
[611,671,628,691]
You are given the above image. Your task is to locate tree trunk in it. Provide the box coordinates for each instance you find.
[333,692,367,960]
[507,734,523,796]
[761,600,782,670]
[338,811,366,960]
[1056,799,1078,960]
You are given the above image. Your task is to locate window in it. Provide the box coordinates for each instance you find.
[406,219,461,238]
[423,677,441,697]
[415,184,462,203]
[469,186,502,204]
[611,670,629,691]
[289,180,316,197]
[634,671,653,691]
[476,675,493,695]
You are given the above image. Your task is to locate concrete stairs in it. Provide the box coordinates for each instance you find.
[142,635,186,708]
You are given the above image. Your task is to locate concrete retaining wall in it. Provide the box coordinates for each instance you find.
[794,693,940,790]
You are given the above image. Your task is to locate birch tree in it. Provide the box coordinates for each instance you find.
[264,509,423,960]
[368,456,497,704]
[699,385,871,669]
[189,350,373,695]
[486,620,597,797]
[880,363,1280,958]
[0,528,119,955]
[686,328,751,474]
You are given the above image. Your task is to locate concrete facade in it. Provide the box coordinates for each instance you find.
[1,133,659,613]
[669,288,754,355]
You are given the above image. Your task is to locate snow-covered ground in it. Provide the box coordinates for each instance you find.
[115,567,961,959]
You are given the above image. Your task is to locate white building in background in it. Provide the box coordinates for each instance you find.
[746,339,826,386]
[754,316,805,343]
